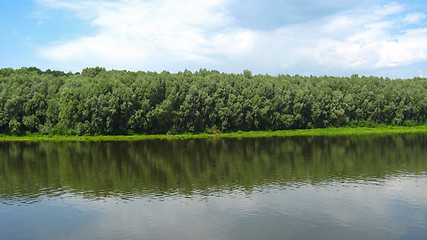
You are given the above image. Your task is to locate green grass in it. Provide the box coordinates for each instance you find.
[0,125,426,142]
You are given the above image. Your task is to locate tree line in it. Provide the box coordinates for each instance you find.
[0,67,426,135]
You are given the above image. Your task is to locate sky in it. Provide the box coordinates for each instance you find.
[2,0,427,78]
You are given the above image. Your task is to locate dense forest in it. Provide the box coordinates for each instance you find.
[0,67,426,135]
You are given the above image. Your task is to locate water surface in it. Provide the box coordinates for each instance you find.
[1,134,426,239]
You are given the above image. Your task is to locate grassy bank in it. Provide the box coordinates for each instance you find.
[0,126,426,142]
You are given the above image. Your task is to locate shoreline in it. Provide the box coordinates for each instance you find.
[0,126,426,142]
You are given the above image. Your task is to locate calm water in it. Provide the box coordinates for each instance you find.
[1,134,426,240]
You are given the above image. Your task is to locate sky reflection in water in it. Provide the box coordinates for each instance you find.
[0,134,426,240]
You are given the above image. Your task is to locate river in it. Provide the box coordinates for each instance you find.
[1,134,426,239]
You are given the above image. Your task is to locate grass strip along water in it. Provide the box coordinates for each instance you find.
[0,126,426,142]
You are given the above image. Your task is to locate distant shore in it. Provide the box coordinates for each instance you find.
[1,126,426,142]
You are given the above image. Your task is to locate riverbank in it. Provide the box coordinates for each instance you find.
[0,125,426,142]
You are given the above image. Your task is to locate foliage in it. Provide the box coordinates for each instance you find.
[0,67,426,135]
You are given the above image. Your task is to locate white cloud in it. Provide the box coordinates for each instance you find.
[374,2,405,16]
[38,0,240,71]
[241,2,427,74]
[313,4,427,70]
[37,0,427,77]
[403,12,426,24]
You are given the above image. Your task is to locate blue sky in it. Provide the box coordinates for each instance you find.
[2,0,427,78]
